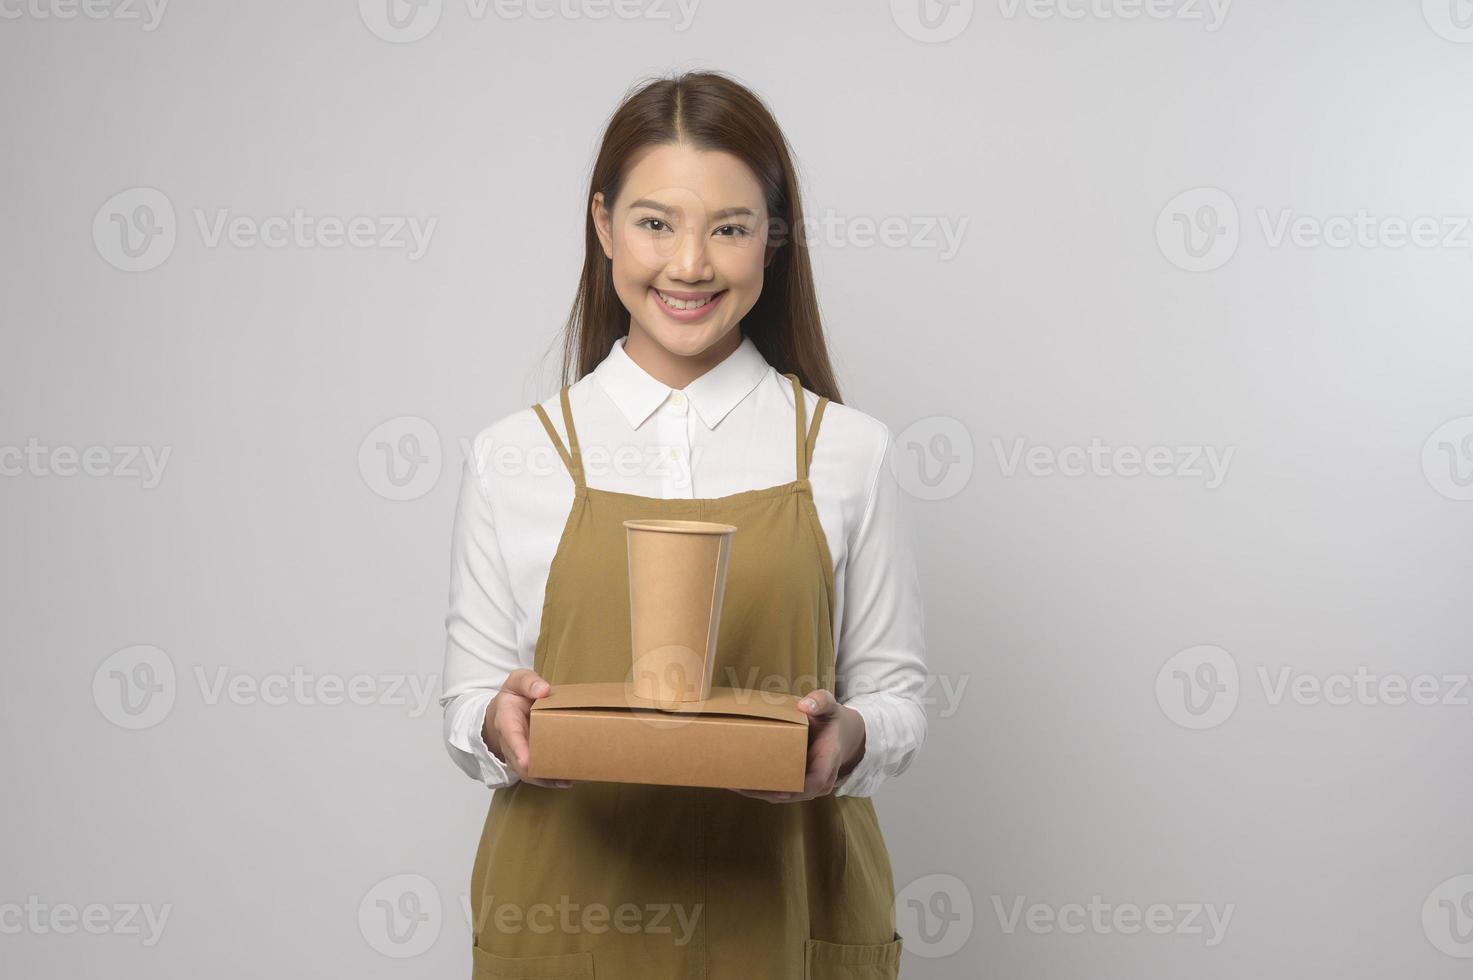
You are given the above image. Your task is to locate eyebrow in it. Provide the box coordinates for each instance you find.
[626,198,756,221]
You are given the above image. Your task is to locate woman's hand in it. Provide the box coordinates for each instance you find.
[729,689,866,803]
[482,668,576,789]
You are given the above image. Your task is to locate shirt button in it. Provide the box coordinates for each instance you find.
[672,448,683,460]
[669,392,687,412]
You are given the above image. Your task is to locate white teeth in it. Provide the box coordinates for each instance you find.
[656,289,718,311]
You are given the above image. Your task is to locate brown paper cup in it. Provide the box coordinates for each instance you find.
[623,518,737,704]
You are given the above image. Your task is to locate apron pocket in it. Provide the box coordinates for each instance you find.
[471,944,594,978]
[803,932,903,979]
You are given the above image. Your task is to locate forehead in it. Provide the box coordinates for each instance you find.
[617,143,766,214]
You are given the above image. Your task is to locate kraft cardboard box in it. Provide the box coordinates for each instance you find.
[527,682,809,792]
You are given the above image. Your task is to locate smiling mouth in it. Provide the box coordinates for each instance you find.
[653,288,726,312]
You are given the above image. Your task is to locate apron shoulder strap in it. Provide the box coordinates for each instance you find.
[530,385,585,489]
[783,372,829,482]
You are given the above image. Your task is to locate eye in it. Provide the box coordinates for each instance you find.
[714,225,751,238]
[636,217,671,233]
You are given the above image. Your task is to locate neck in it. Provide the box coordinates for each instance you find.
[622,326,743,389]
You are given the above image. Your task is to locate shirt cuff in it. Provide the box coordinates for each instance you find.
[833,697,891,797]
[444,689,520,790]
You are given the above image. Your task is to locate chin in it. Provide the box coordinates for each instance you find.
[637,311,727,353]
[649,327,722,358]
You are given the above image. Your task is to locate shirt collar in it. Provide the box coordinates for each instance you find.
[591,333,771,430]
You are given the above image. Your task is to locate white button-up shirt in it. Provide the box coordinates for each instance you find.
[440,333,928,796]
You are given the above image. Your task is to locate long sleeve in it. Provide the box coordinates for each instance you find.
[832,423,929,798]
[439,443,523,790]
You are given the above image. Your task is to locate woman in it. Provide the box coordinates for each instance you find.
[440,70,928,979]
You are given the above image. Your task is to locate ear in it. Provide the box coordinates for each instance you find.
[591,192,614,261]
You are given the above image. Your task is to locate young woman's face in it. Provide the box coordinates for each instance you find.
[593,142,775,361]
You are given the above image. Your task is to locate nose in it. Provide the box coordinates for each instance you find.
[665,227,713,283]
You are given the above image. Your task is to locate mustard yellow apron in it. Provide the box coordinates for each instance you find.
[467,373,904,979]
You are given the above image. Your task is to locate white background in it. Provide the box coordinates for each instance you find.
[3,0,1473,976]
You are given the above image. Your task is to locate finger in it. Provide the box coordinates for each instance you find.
[729,788,797,803]
[796,689,838,717]
[805,713,842,760]
[498,701,532,773]
[808,732,839,770]
[803,746,840,797]
[505,668,553,700]
[798,726,838,784]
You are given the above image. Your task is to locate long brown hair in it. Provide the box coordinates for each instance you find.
[554,70,844,404]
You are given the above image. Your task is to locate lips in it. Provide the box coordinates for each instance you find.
[650,287,728,322]
[654,288,724,310]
